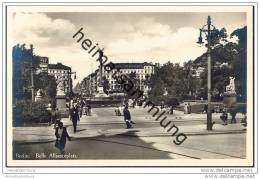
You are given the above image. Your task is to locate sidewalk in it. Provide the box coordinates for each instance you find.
[62,110,245,125]
[13,121,246,144]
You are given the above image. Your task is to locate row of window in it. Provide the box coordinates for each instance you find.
[110,85,145,90]
[105,74,149,80]
[103,68,154,74]
[49,70,69,74]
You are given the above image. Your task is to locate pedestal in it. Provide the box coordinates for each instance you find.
[95,86,109,98]
[35,95,42,102]
[56,95,69,117]
[223,92,237,108]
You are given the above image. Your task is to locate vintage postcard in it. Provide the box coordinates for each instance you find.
[4,3,255,168]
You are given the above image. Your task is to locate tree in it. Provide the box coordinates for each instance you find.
[34,73,57,101]
[231,26,247,102]
[194,26,247,101]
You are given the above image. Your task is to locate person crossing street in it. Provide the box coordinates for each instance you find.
[70,103,80,133]
[123,105,135,129]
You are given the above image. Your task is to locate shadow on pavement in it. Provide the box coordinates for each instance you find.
[13,130,174,160]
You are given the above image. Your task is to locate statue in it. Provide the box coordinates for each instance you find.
[56,79,65,96]
[223,77,237,108]
[97,48,104,87]
[95,48,109,98]
[225,77,236,94]
[163,88,168,96]
[35,89,43,102]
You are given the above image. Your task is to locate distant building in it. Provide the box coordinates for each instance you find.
[85,62,155,96]
[48,63,72,94]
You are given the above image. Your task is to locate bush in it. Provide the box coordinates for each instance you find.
[13,99,51,126]
[165,97,179,107]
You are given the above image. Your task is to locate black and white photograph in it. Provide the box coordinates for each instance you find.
[3,2,256,171]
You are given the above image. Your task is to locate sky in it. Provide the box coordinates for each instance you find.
[12,12,246,85]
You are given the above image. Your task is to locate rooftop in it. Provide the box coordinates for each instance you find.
[48,63,71,70]
[113,62,154,69]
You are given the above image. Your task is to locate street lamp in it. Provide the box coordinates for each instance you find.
[30,44,35,102]
[197,16,219,130]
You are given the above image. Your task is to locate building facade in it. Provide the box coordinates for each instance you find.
[48,63,72,95]
[84,62,155,96]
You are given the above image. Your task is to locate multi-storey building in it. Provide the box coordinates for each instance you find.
[84,62,155,96]
[48,63,72,95]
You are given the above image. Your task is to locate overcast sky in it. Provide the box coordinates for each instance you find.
[12,12,246,85]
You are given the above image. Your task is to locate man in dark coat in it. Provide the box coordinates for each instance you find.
[220,107,228,125]
[123,105,133,129]
[53,108,61,129]
[55,122,71,154]
[70,104,80,133]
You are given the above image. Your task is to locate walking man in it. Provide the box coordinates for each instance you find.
[220,107,228,125]
[50,108,57,125]
[123,105,134,129]
[52,108,61,129]
[70,104,80,133]
[55,122,71,154]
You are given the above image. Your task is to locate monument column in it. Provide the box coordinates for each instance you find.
[95,48,108,97]
[56,78,68,117]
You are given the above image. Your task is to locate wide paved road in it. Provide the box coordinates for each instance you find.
[13,107,246,160]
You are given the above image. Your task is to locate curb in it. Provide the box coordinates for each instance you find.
[13,129,246,144]
[118,129,247,137]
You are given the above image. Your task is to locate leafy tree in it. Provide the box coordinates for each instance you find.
[193,26,246,101]
[147,26,246,103]
[34,73,57,102]
[231,26,247,102]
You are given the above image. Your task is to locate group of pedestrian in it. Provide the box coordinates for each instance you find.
[220,106,246,126]
[49,108,71,154]
[70,98,92,117]
[50,97,95,154]
[184,103,192,114]
[160,105,174,115]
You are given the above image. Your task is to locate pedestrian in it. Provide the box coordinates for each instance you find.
[118,106,122,116]
[83,104,87,116]
[220,107,228,125]
[115,106,119,116]
[50,108,57,125]
[53,108,61,129]
[70,104,80,133]
[79,100,84,117]
[203,104,208,114]
[241,112,247,127]
[187,103,191,114]
[123,105,133,129]
[230,108,237,124]
[184,103,188,114]
[88,104,91,116]
[170,106,174,115]
[55,122,71,154]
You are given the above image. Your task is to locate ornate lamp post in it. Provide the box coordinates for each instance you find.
[30,44,35,102]
[197,16,219,130]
